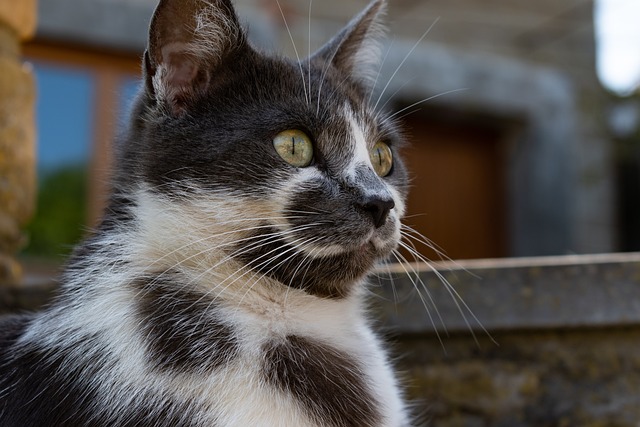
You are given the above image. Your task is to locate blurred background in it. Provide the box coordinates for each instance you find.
[17,0,640,269]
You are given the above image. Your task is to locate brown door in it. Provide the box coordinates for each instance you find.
[399,114,508,260]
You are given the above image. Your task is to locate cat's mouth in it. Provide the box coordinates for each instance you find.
[359,241,376,253]
[271,211,402,261]
[358,236,398,259]
[294,229,398,260]
[356,236,390,256]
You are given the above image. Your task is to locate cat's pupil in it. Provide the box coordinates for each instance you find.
[291,137,295,155]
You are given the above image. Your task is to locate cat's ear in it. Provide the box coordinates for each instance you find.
[144,0,244,115]
[312,0,386,89]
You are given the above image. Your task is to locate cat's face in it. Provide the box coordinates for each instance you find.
[124,0,408,298]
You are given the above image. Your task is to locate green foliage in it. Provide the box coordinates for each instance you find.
[22,165,88,260]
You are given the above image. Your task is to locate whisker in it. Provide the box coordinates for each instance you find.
[400,227,449,264]
[401,225,481,279]
[275,0,309,105]
[237,235,324,310]
[400,239,497,347]
[384,88,469,123]
[224,234,321,311]
[308,0,313,104]
[376,76,417,117]
[169,228,324,320]
[390,249,446,352]
[139,222,325,300]
[198,223,324,278]
[373,17,441,111]
[395,242,448,333]
[367,39,395,105]
[144,218,308,271]
[380,259,399,307]
[315,27,346,117]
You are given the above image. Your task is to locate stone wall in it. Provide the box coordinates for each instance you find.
[397,328,640,427]
[375,253,640,426]
[0,0,37,286]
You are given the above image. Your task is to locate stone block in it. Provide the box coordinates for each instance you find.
[0,54,36,285]
[394,329,640,426]
[0,0,36,39]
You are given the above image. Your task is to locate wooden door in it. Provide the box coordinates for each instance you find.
[399,114,508,260]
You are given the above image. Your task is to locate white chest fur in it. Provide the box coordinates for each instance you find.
[203,282,409,427]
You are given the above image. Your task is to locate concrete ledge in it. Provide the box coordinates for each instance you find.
[5,253,640,336]
[374,252,640,334]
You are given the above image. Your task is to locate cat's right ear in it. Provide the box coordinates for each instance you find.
[311,0,386,91]
[144,0,244,115]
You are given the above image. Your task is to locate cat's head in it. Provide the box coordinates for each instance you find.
[120,0,409,298]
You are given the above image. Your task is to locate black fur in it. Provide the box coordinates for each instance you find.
[134,274,239,373]
[0,316,101,426]
[263,335,381,427]
[130,56,363,194]
[0,316,208,427]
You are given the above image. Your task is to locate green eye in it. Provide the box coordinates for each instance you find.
[273,130,313,167]
[370,141,393,177]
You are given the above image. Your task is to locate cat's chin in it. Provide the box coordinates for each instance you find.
[353,237,395,259]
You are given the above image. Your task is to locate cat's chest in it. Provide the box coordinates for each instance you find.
[199,291,398,427]
[108,273,405,426]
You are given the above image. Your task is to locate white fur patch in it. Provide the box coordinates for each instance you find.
[345,105,374,180]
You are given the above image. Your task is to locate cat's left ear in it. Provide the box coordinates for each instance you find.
[143,0,245,115]
[311,0,386,90]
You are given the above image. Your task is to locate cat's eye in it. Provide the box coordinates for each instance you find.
[273,130,314,168]
[369,141,393,177]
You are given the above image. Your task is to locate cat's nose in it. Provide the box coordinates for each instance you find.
[358,196,395,228]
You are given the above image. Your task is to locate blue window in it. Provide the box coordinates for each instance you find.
[34,63,94,174]
[22,63,95,260]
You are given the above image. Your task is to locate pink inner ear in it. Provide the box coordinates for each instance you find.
[169,55,200,87]
[162,42,200,88]
[155,41,211,115]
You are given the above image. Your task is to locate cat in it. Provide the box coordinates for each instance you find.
[0,0,413,425]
